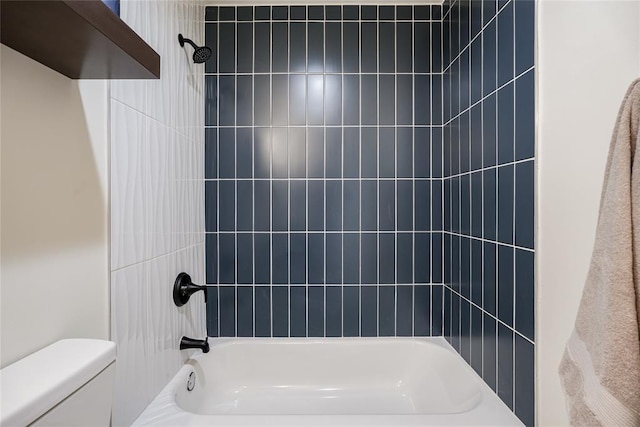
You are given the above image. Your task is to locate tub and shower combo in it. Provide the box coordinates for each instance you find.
[134,337,522,426]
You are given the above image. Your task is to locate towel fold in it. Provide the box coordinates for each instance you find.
[559,79,640,426]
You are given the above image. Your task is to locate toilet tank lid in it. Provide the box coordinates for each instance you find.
[0,339,116,427]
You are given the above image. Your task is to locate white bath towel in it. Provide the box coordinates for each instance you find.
[559,79,640,426]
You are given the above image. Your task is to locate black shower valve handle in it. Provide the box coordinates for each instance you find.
[173,272,207,307]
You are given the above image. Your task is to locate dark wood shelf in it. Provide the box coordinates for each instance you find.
[1,0,160,79]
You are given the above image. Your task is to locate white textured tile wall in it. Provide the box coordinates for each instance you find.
[110,1,206,425]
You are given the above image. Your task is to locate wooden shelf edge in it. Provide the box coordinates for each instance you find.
[0,0,160,79]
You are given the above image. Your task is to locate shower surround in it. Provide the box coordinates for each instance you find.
[203,1,535,425]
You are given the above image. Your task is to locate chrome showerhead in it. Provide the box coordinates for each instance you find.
[178,34,212,64]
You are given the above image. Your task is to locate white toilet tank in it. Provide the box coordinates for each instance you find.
[0,339,116,426]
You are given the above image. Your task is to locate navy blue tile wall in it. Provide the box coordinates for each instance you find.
[441,0,535,425]
[205,5,445,339]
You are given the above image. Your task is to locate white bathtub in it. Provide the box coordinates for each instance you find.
[133,337,522,426]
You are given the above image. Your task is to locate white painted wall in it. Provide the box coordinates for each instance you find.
[537,1,640,424]
[0,45,109,368]
[109,1,206,425]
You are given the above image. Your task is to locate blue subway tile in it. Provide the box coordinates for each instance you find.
[483,93,497,168]
[289,75,306,124]
[219,286,236,337]
[515,70,535,161]
[343,24,360,73]
[432,285,443,335]
[515,249,535,341]
[254,233,270,284]
[498,245,514,326]
[461,175,471,235]
[254,26,270,73]
[326,286,343,337]
[515,334,535,426]
[206,287,219,337]
[361,180,378,231]
[272,76,288,125]
[361,75,378,125]
[237,234,253,284]
[379,181,396,232]
[483,242,497,316]
[515,0,535,76]
[361,128,378,178]
[451,292,461,351]
[515,160,535,249]
[397,128,413,179]
[470,304,483,375]
[326,233,342,284]
[413,22,431,73]
[288,128,306,178]
[460,237,471,299]
[415,128,430,178]
[326,24,342,72]
[344,233,361,284]
[272,234,289,284]
[205,24,218,73]
[326,181,343,231]
[471,239,483,305]
[483,168,497,240]
[272,286,289,337]
[414,285,431,336]
[344,181,360,231]
[219,23,235,72]
[205,129,217,179]
[237,76,252,126]
[379,233,395,284]
[471,171,482,238]
[497,82,515,165]
[379,286,396,336]
[497,2,514,87]
[205,182,217,232]
[237,286,253,337]
[432,181,443,231]
[415,76,430,125]
[289,23,307,72]
[432,232,443,283]
[444,287,452,342]
[326,129,342,179]
[219,75,236,125]
[272,128,288,178]
[290,181,306,232]
[397,233,413,284]
[253,128,271,178]
[497,323,514,410]
[497,165,514,244]
[415,233,431,283]
[415,181,431,231]
[483,314,498,391]
[379,128,396,178]
[206,234,218,284]
[272,181,288,232]
[397,75,413,125]
[308,181,324,231]
[308,75,324,124]
[290,233,306,284]
[343,286,360,336]
[361,23,378,72]
[396,285,413,336]
[308,234,324,285]
[460,298,471,364]
[470,104,482,171]
[254,180,270,232]
[290,286,307,337]
[308,24,324,74]
[308,128,324,178]
[308,286,325,337]
[482,20,497,97]
[361,233,378,284]
[237,181,253,231]
[397,180,413,231]
[379,75,396,126]
[219,234,235,284]
[344,129,360,178]
[361,286,378,337]
[219,129,235,179]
